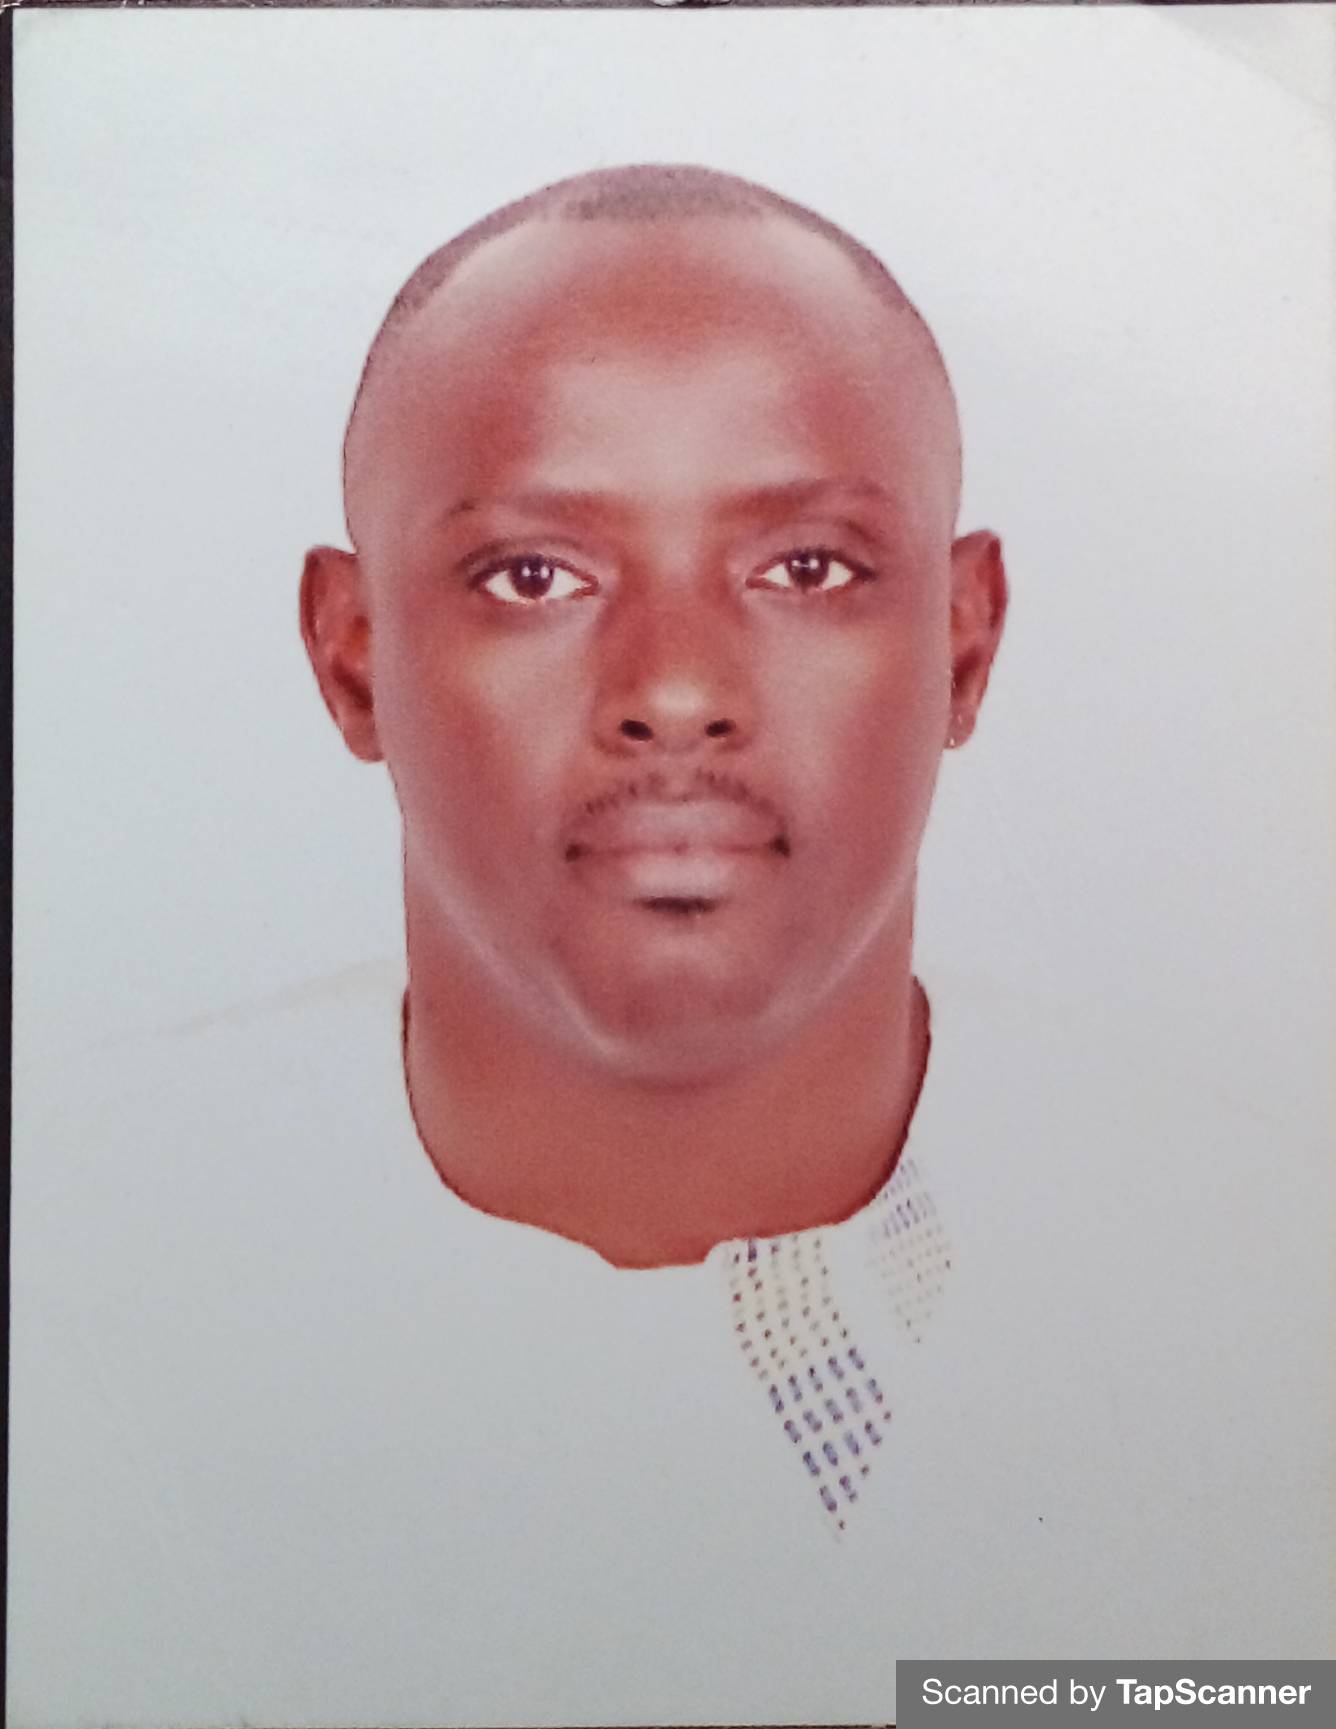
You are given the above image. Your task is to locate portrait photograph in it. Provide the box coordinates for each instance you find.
[9,5,1334,1725]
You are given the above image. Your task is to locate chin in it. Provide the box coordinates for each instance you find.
[553,921,810,1086]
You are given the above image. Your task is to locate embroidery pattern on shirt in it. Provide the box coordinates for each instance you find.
[726,1154,954,1532]
[867,1154,953,1345]
[727,1233,886,1533]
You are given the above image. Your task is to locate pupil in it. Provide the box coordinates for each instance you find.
[788,552,828,589]
[512,559,553,599]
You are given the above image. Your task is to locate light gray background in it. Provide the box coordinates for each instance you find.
[14,4,1334,1149]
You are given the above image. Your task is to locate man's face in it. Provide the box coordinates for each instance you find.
[327,215,997,1081]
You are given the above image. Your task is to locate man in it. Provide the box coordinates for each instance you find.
[9,167,1326,1728]
[300,162,1007,1270]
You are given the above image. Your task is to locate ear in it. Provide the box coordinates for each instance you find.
[945,530,1008,749]
[299,546,383,763]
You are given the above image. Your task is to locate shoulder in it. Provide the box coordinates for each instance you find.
[903,967,1329,1651]
[13,957,422,1305]
[912,962,1327,1435]
[919,962,1324,1228]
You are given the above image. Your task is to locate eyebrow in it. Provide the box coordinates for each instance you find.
[443,488,615,524]
[724,478,895,516]
[439,477,895,525]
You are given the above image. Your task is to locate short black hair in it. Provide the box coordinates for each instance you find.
[344,163,955,506]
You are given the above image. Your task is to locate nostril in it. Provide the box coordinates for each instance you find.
[704,719,735,738]
[620,719,654,742]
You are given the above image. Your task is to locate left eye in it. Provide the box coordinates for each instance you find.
[476,558,593,605]
[749,551,868,594]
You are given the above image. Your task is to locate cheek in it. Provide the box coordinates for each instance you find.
[762,620,948,844]
[371,607,585,854]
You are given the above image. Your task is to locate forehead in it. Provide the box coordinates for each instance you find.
[348,215,959,539]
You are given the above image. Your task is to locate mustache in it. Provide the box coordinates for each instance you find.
[564,768,792,856]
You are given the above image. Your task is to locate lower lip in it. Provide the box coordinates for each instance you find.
[570,847,779,906]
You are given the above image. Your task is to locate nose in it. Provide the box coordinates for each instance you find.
[592,601,756,757]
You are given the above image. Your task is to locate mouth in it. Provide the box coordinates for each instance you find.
[562,783,790,915]
[566,839,787,915]
[640,896,721,918]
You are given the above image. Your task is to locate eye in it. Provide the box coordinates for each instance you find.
[749,550,870,595]
[475,557,595,605]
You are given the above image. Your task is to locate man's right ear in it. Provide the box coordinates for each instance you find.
[299,546,384,763]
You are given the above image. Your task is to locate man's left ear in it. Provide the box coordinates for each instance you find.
[946,530,1008,748]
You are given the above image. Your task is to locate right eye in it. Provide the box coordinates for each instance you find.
[475,557,595,606]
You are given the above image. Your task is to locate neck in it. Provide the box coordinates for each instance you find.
[401,908,929,1270]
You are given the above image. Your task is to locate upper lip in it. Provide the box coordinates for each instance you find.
[564,773,789,860]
